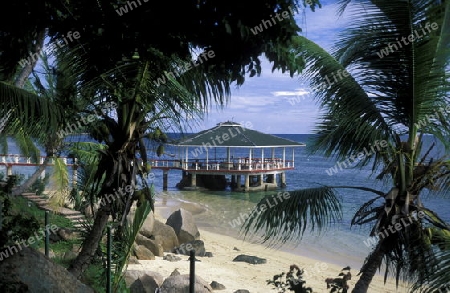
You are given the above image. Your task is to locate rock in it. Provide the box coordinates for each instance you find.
[160,274,212,293]
[170,269,181,276]
[49,230,61,242]
[166,208,200,244]
[124,270,164,288]
[234,290,250,293]
[0,247,94,292]
[233,247,240,251]
[129,279,146,293]
[135,234,164,257]
[163,254,182,262]
[133,245,155,260]
[137,211,155,238]
[210,281,226,290]
[128,256,140,264]
[173,240,206,257]
[152,220,179,251]
[129,275,160,293]
[232,254,267,264]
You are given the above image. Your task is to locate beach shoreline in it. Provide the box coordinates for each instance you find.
[127,195,411,293]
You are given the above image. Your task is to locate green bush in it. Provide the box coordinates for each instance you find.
[267,264,313,293]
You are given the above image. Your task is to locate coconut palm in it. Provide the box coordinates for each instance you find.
[1,0,322,279]
[242,1,450,292]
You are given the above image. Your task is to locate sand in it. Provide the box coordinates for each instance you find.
[127,197,412,293]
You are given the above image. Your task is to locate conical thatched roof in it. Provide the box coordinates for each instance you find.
[175,121,305,148]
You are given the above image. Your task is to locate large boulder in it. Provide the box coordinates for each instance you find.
[173,240,206,257]
[152,220,179,252]
[135,234,164,257]
[124,270,164,293]
[133,245,155,260]
[160,274,212,293]
[138,211,155,238]
[0,247,93,293]
[166,208,200,244]
[124,270,164,288]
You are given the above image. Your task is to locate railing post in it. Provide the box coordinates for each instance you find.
[107,226,112,293]
[189,249,196,293]
[45,211,49,257]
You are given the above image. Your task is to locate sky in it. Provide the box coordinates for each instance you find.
[191,0,352,134]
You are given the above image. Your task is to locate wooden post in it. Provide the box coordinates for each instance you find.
[163,170,168,191]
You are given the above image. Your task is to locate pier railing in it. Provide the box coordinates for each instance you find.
[149,158,294,171]
[0,154,74,166]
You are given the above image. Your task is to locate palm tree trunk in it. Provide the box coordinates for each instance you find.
[12,157,50,196]
[352,248,384,293]
[68,203,110,278]
[14,29,46,88]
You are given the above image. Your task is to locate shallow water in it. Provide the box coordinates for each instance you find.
[3,134,449,270]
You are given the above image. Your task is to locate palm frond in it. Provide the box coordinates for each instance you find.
[0,81,63,137]
[292,36,392,168]
[241,186,342,247]
[112,199,151,291]
[47,157,69,209]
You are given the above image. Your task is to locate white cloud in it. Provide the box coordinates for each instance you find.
[194,0,351,134]
[272,88,310,97]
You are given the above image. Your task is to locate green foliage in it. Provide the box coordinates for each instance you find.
[0,175,40,248]
[26,176,47,195]
[325,267,351,293]
[81,262,108,293]
[112,198,152,292]
[267,264,313,293]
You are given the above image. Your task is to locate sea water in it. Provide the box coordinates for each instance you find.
[149,134,450,269]
[2,134,449,270]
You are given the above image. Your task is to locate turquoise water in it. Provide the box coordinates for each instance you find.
[2,134,449,269]
[149,133,450,268]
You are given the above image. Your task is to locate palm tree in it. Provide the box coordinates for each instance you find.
[1,0,319,279]
[242,1,450,292]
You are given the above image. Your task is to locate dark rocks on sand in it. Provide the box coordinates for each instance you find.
[232,254,267,264]
[163,254,182,262]
[210,281,226,290]
[160,274,212,293]
[234,290,250,293]
[204,251,213,257]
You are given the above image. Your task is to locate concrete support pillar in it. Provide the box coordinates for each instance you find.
[244,175,249,190]
[259,174,263,185]
[72,168,78,188]
[191,173,197,188]
[6,165,12,176]
[281,172,286,187]
[231,175,236,188]
[237,175,241,189]
[163,170,169,191]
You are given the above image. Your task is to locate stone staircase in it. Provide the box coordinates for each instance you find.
[20,192,88,231]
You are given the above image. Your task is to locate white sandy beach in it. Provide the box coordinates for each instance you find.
[127,197,412,293]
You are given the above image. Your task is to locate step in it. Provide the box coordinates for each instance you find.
[65,215,86,221]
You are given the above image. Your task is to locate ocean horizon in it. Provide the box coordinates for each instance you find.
[1,133,449,270]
